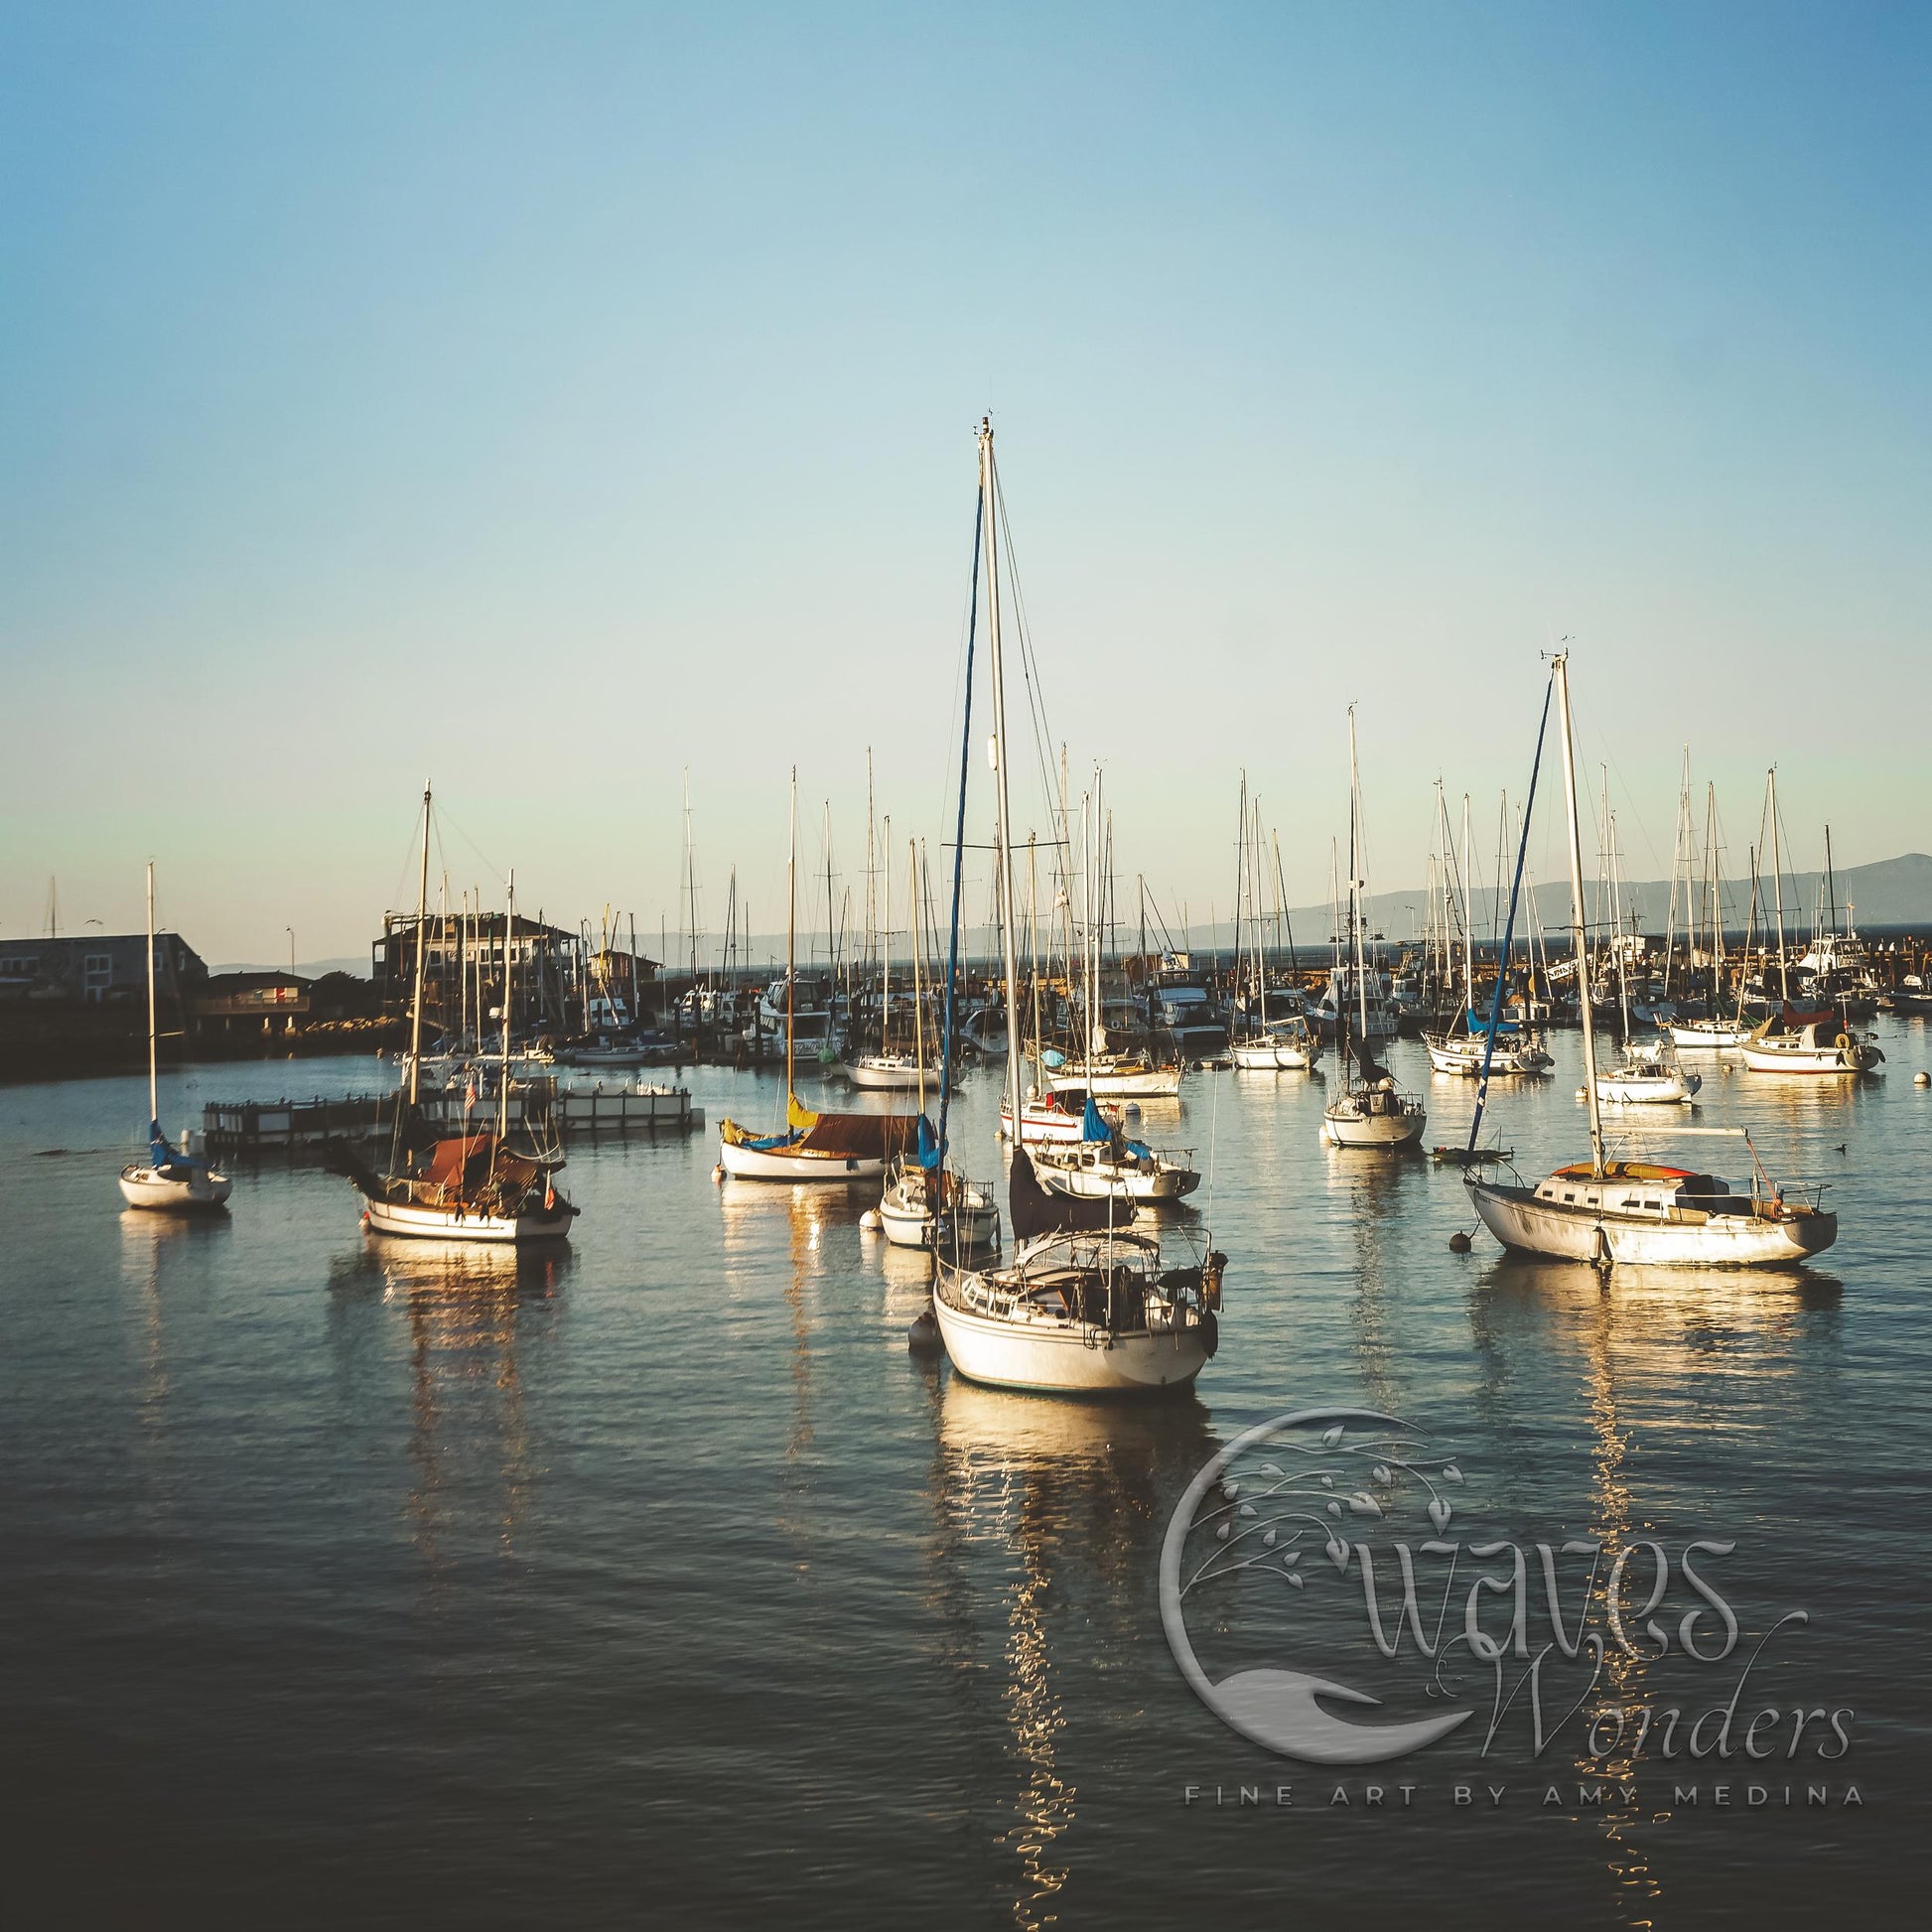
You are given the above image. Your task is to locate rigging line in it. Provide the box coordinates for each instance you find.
[990,464,1063,839]
[935,485,984,1170]
[1467,667,1555,1157]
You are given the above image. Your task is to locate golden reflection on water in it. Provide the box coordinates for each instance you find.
[1470,1256,1845,1931]
[930,1380,1215,1932]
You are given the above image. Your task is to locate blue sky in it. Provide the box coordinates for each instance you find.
[2,2,1926,962]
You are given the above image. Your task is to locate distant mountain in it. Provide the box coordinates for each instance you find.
[1278,851,1932,947]
[213,956,370,980]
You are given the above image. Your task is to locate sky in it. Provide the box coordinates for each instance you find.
[1,1,1926,966]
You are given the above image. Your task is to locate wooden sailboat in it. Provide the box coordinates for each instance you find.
[1466,656,1838,1267]
[719,771,926,1180]
[331,790,577,1241]
[1321,709,1426,1150]
[932,418,1224,1393]
[118,861,233,1211]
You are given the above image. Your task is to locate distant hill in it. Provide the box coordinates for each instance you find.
[1279,851,1932,946]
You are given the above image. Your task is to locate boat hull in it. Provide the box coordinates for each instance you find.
[1467,1178,1837,1266]
[118,1165,233,1210]
[1320,1103,1426,1150]
[1044,1064,1183,1098]
[717,1135,889,1181]
[1739,1043,1879,1074]
[363,1196,573,1243]
[845,1056,929,1091]
[932,1293,1208,1393]
[1595,1072,1700,1104]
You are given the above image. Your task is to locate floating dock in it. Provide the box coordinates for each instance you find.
[203,1080,703,1152]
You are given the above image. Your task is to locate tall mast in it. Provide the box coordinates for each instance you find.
[498,870,515,1143]
[1768,767,1788,1005]
[786,767,797,1103]
[1460,791,1473,1018]
[1611,812,1631,1038]
[145,859,158,1128]
[408,784,431,1108]
[910,839,924,1111]
[881,812,892,1058]
[1347,707,1370,1049]
[979,418,1026,1125]
[1553,653,1603,1175]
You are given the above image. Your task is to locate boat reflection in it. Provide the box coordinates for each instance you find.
[926,1377,1216,1932]
[326,1238,568,1589]
[1464,1253,1843,1928]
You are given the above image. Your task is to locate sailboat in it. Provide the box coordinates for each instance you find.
[1466,655,1837,1267]
[877,838,999,1248]
[846,817,930,1091]
[1228,780,1320,1070]
[330,790,577,1242]
[719,770,927,1180]
[1321,709,1426,1150]
[118,861,234,1211]
[931,418,1225,1393]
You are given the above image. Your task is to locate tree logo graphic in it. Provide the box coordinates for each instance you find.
[1161,1408,1476,1763]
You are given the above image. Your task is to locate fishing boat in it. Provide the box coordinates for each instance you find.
[718,771,926,1180]
[1321,710,1426,1151]
[331,792,578,1242]
[118,861,234,1212]
[1466,654,1837,1267]
[930,418,1226,1394]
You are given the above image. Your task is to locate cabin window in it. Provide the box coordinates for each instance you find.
[1563,1191,1577,1203]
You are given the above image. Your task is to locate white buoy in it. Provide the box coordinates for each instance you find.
[860,1207,883,1232]
[1576,1086,1588,1102]
[712,1163,726,1184]
[1917,1070,1930,1088]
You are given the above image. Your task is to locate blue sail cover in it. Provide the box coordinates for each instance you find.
[916,1114,941,1171]
[1082,1096,1109,1142]
[1463,1010,1521,1035]
[149,1118,211,1178]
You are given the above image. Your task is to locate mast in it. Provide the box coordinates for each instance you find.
[910,839,925,1112]
[1768,767,1789,1005]
[145,859,158,1129]
[408,784,431,1108]
[1553,653,1604,1175]
[881,812,892,1058]
[1460,792,1473,1020]
[786,768,797,1103]
[1347,707,1370,1051]
[498,870,515,1144]
[1612,812,1631,1039]
[979,417,1026,1127]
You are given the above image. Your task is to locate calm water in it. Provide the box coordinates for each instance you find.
[3,1028,1928,1926]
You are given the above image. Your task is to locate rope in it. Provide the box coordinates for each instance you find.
[935,487,983,1171]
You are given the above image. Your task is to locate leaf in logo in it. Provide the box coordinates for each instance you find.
[1326,1500,1341,1518]
[1286,1569,1305,1588]
[1441,1464,1463,1484]
[1216,1522,1232,1541]
[1371,1464,1393,1485]
[1325,1537,1350,1572]
[1258,1462,1286,1478]
[1429,1498,1452,1532]
[1348,1492,1383,1517]
[1321,1426,1343,1446]
[1263,1528,1277,1547]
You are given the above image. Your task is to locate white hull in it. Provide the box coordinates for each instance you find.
[1229,1038,1283,1069]
[880,1194,1001,1249]
[1426,1037,1552,1077]
[119,1165,233,1210]
[1595,1070,1700,1104]
[1043,1063,1183,1098]
[845,1054,929,1091]
[999,1099,1095,1144]
[1467,1179,1837,1266]
[1321,1107,1426,1150]
[1669,1021,1751,1049]
[363,1196,571,1243]
[932,1291,1209,1393]
[1032,1147,1197,1203]
[717,1135,889,1181]
[1739,1042,1879,1074]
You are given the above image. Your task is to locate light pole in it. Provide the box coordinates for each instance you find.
[286,927,295,976]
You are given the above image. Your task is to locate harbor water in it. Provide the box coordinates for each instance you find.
[3,1025,1927,1926]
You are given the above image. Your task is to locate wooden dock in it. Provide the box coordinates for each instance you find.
[203,1080,704,1152]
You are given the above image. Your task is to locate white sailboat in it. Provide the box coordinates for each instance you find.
[1322,710,1426,1151]
[1466,654,1837,1267]
[118,861,234,1212]
[719,771,925,1181]
[933,418,1225,1394]
[846,811,929,1091]
[1592,810,1700,1103]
